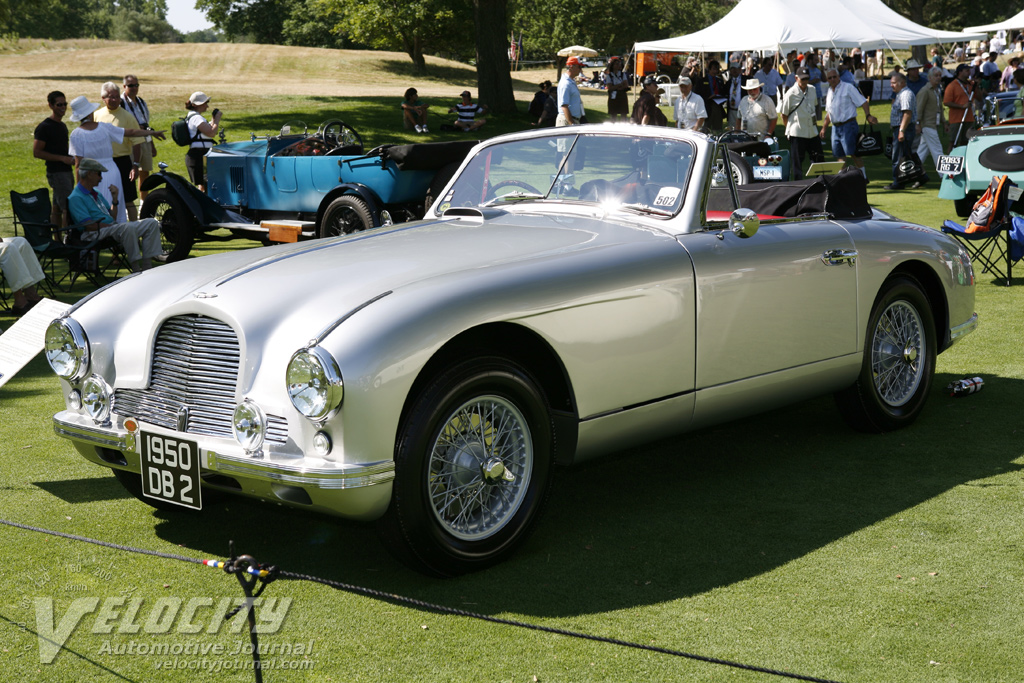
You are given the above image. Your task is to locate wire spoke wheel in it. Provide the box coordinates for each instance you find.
[870,300,925,407]
[428,396,532,541]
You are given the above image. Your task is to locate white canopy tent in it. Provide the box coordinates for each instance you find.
[964,10,1024,34]
[633,0,983,54]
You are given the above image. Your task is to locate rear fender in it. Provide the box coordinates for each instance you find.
[937,145,968,200]
[316,183,384,227]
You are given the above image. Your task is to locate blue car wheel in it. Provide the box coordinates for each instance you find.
[319,195,373,238]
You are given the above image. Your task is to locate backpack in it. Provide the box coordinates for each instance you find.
[171,112,201,147]
[967,175,1015,233]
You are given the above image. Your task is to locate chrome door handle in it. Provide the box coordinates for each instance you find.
[821,248,858,266]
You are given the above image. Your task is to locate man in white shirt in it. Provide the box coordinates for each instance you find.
[781,68,819,180]
[819,68,879,178]
[673,77,707,131]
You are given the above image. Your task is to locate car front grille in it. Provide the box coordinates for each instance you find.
[112,314,287,444]
[230,167,245,193]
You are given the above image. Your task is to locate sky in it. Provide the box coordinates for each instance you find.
[165,0,214,33]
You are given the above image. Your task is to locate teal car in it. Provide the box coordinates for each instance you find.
[939,95,1024,217]
[140,120,477,261]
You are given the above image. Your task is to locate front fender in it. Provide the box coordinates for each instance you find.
[140,171,233,225]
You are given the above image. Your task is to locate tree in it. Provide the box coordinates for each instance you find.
[313,0,472,73]
[474,0,516,113]
[110,8,179,43]
[196,0,299,43]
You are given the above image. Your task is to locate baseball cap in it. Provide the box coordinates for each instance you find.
[188,91,210,105]
[796,67,810,79]
[566,56,582,67]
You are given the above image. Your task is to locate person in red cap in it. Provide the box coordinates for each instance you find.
[557,56,585,126]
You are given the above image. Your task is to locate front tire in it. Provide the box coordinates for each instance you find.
[140,188,195,262]
[378,356,555,577]
[835,276,936,432]
[319,195,372,238]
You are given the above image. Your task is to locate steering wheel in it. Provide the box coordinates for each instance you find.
[317,119,364,151]
[484,179,542,202]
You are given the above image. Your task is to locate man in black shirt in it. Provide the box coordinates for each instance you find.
[33,91,75,226]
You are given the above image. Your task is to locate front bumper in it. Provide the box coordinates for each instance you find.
[53,411,394,520]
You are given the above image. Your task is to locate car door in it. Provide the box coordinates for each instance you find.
[679,219,858,390]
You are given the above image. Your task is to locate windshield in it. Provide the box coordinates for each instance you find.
[437,133,696,217]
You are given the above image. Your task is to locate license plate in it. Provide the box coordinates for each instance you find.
[139,431,202,510]
[753,166,782,180]
[936,155,964,175]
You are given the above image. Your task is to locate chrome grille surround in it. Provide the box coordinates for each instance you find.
[112,315,287,444]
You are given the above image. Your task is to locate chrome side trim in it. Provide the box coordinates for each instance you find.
[311,291,392,346]
[949,312,979,342]
[62,272,142,318]
[206,451,395,490]
[54,415,131,450]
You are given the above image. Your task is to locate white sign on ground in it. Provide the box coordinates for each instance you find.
[0,299,72,390]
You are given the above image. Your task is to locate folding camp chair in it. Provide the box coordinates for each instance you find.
[941,218,1017,286]
[941,175,1021,286]
[10,188,107,294]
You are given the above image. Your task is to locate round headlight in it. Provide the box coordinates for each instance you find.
[45,318,89,381]
[81,375,111,424]
[286,347,344,421]
[232,400,266,452]
[379,209,394,226]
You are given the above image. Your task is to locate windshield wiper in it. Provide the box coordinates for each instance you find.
[618,203,675,217]
[482,191,546,207]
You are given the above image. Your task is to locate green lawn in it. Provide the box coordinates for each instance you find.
[2,42,1023,683]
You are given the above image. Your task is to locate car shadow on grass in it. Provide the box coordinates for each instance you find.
[145,372,1022,618]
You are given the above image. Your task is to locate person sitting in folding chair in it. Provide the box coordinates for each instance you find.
[67,158,162,272]
[0,235,46,315]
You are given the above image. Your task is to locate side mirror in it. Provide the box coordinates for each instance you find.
[729,208,759,238]
[711,170,728,187]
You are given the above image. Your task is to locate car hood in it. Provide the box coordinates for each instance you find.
[73,212,677,384]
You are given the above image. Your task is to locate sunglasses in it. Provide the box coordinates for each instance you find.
[125,83,139,88]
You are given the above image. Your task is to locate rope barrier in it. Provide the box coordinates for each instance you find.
[0,518,844,683]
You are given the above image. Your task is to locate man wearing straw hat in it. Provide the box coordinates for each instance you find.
[737,78,777,139]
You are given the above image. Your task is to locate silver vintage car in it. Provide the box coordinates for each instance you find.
[45,125,978,577]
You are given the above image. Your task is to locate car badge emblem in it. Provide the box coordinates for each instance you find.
[1006,145,1024,155]
[176,405,190,432]
[194,291,218,299]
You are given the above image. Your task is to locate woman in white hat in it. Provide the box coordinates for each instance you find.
[67,95,151,222]
[183,92,222,191]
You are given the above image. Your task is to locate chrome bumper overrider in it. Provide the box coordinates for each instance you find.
[52,412,394,491]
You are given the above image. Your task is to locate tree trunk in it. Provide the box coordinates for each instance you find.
[402,35,427,74]
[474,0,517,114]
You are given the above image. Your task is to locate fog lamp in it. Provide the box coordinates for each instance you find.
[233,399,266,452]
[81,375,111,424]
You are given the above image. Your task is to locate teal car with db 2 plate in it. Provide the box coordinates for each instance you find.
[139,119,477,261]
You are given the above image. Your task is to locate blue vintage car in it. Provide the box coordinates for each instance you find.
[140,120,477,261]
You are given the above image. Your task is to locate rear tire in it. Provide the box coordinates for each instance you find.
[728,150,753,185]
[319,195,373,238]
[835,276,936,432]
[953,194,976,218]
[140,188,195,262]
